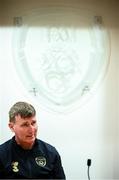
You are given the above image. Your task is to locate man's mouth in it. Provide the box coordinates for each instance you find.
[26,135,34,138]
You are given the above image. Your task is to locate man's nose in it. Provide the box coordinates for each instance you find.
[28,124,34,131]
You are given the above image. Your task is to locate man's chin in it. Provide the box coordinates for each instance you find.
[26,137,35,143]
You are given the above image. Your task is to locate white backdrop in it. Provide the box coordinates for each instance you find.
[0,0,119,179]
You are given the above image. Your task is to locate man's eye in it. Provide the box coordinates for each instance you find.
[32,121,36,125]
[21,123,29,127]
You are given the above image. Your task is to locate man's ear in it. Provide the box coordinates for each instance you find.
[8,122,15,132]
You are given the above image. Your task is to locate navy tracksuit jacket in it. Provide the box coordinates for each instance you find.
[0,137,66,179]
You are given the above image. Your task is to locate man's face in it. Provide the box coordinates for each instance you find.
[9,115,38,149]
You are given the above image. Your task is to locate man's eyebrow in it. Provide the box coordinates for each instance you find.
[21,121,29,125]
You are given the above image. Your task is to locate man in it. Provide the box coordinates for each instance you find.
[0,101,66,179]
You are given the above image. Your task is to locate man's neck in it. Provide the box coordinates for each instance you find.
[15,137,35,150]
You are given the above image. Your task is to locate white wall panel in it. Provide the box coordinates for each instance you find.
[0,0,119,179]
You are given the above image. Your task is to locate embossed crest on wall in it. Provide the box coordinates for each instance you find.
[12,6,110,112]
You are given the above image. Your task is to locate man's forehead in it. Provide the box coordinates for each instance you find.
[15,115,36,122]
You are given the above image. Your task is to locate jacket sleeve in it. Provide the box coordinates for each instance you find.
[52,152,66,179]
[0,159,6,178]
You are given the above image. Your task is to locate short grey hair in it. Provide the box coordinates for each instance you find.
[9,101,36,122]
